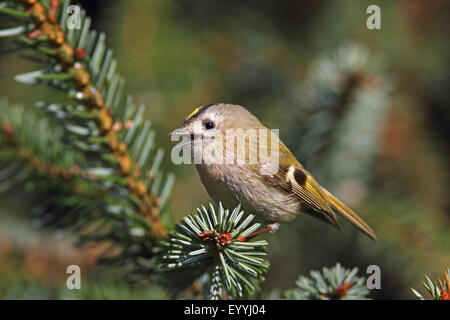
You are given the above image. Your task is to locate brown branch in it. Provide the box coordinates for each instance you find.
[2,121,84,181]
[18,0,167,238]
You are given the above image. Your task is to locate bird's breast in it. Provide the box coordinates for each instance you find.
[196,163,300,222]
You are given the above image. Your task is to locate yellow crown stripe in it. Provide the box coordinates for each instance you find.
[186,106,204,120]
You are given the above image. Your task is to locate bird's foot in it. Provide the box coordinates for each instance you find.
[237,222,279,242]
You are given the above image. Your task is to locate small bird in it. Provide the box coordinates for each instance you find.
[171,103,377,241]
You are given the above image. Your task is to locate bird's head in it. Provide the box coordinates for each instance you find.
[170,103,263,151]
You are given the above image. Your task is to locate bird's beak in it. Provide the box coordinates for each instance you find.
[169,128,192,137]
[170,128,196,150]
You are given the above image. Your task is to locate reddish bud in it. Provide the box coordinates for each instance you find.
[336,281,353,298]
[75,48,86,60]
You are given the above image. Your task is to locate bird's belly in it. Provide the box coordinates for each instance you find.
[196,164,299,222]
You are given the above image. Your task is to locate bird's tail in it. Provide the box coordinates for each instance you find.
[323,189,377,241]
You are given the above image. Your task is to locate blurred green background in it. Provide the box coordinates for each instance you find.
[0,0,449,299]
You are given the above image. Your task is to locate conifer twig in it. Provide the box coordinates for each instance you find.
[1,0,169,238]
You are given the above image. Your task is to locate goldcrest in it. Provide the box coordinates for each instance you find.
[171,103,377,241]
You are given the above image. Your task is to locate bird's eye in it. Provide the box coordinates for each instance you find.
[204,121,215,130]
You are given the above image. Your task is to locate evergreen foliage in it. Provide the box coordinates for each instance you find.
[284,263,370,300]
[0,0,174,278]
[411,267,450,300]
[158,203,269,299]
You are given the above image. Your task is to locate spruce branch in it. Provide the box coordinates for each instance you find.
[411,267,450,300]
[157,203,269,300]
[0,99,83,185]
[0,99,164,270]
[0,0,174,239]
[0,99,101,232]
[1,118,88,184]
[284,263,370,300]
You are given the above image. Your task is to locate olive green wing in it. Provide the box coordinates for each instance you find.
[259,141,376,240]
[259,142,340,228]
